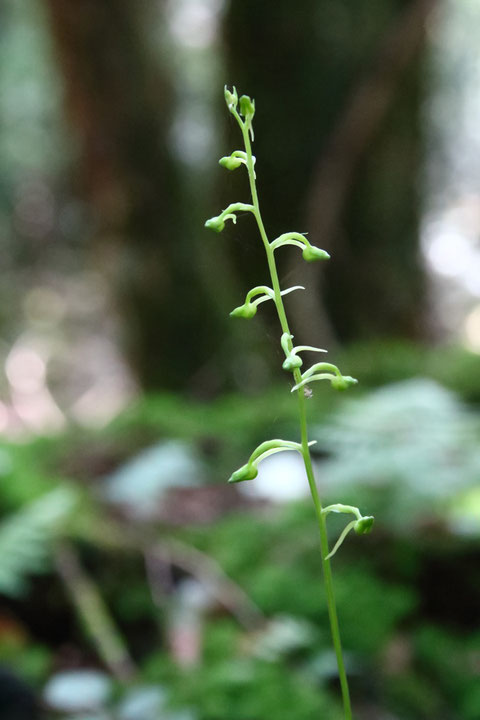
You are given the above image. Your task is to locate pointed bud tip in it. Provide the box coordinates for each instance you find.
[302,246,330,262]
[224,85,238,111]
[205,216,225,233]
[228,464,258,483]
[331,375,358,391]
[230,303,257,319]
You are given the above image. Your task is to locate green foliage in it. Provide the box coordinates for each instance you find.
[313,378,480,529]
[0,403,478,719]
[152,620,342,720]
[0,487,77,595]
[337,340,480,403]
[332,566,416,655]
[415,626,480,720]
[187,505,416,655]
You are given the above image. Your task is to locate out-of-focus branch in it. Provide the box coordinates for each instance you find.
[84,518,265,631]
[55,542,136,682]
[306,0,438,249]
[146,538,265,632]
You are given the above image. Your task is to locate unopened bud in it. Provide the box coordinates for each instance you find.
[302,245,330,262]
[228,463,258,483]
[230,303,257,319]
[331,375,357,391]
[224,86,238,111]
[205,215,226,233]
[354,516,374,535]
[219,156,243,171]
[239,95,255,120]
[282,355,303,372]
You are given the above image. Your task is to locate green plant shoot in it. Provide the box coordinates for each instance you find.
[205,86,374,720]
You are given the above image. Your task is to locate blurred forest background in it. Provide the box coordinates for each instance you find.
[0,1,480,719]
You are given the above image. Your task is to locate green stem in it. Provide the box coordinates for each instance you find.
[237,111,353,720]
[297,404,352,720]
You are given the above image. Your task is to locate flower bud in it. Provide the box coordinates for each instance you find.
[230,303,257,319]
[219,155,243,171]
[224,85,238,111]
[282,355,303,372]
[302,245,330,262]
[354,516,374,535]
[331,375,357,391]
[228,463,258,483]
[239,95,255,120]
[205,215,226,233]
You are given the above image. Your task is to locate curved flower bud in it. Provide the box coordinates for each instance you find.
[321,504,374,559]
[228,438,316,483]
[280,333,303,371]
[291,362,357,393]
[219,156,244,171]
[354,516,374,535]
[205,215,226,233]
[229,463,258,483]
[219,150,249,172]
[330,375,358,392]
[230,285,273,320]
[239,95,255,120]
[230,286,304,321]
[281,333,327,373]
[224,85,238,112]
[302,245,330,262]
[283,355,303,371]
[230,302,257,319]
[239,94,255,140]
[205,202,255,233]
[271,232,330,263]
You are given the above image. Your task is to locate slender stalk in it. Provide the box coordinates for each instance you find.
[236,110,353,719]
[297,394,353,720]
[55,542,136,683]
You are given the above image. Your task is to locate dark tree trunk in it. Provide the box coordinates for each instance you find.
[223,0,432,346]
[44,0,223,391]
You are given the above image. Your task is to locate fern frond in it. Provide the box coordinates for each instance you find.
[0,487,77,596]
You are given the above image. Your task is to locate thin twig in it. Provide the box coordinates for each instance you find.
[146,538,265,632]
[55,541,136,682]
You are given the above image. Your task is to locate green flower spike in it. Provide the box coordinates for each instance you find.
[281,333,327,373]
[321,504,375,560]
[270,232,330,262]
[230,286,304,320]
[216,87,364,719]
[228,438,316,483]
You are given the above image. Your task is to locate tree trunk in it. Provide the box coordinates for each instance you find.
[44,0,222,390]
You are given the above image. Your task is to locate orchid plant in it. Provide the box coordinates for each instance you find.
[205,87,374,720]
